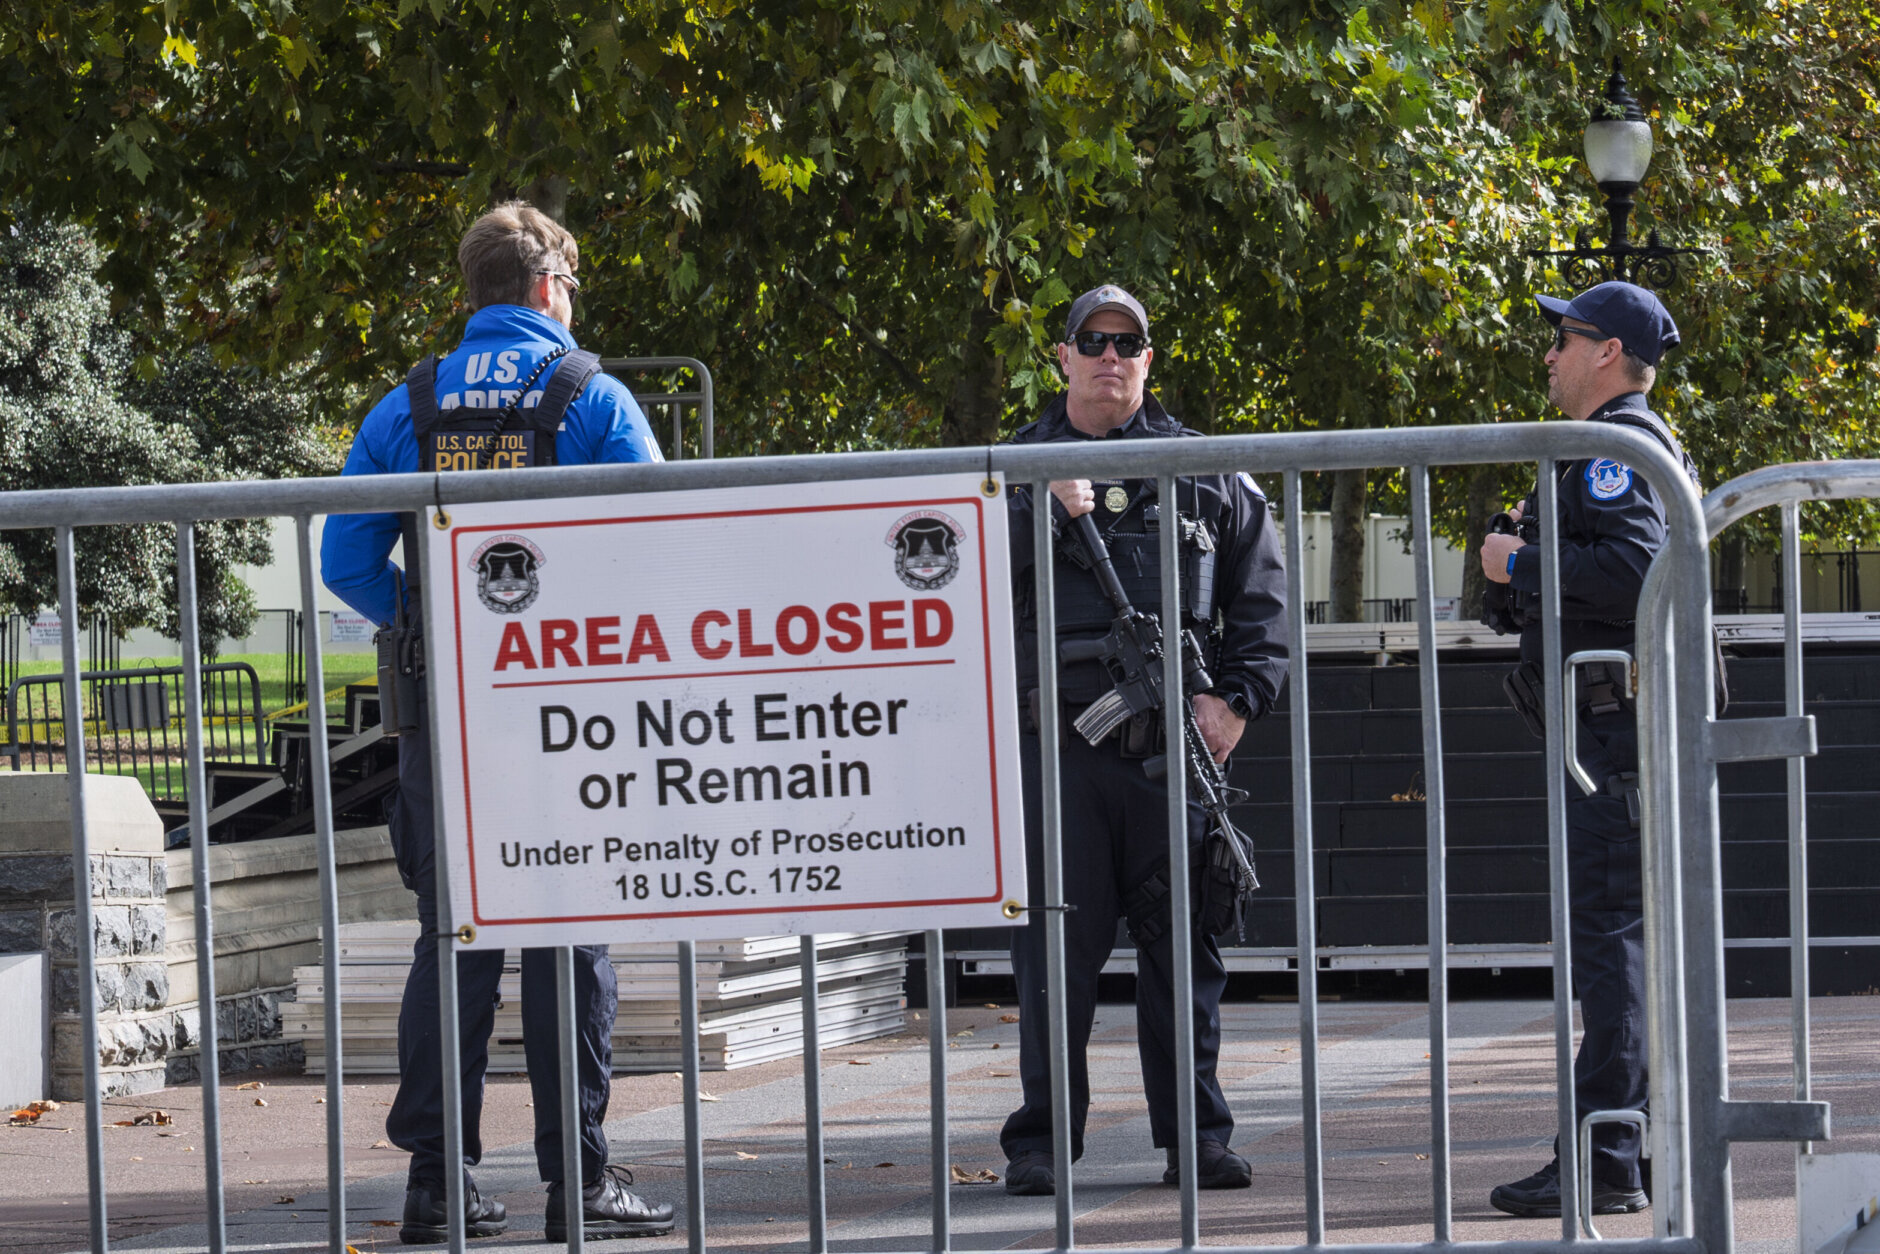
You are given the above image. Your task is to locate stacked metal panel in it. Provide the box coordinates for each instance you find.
[289,923,910,1074]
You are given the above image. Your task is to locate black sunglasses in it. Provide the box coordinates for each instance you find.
[1552,324,1611,351]
[1072,330,1149,358]
[536,269,581,294]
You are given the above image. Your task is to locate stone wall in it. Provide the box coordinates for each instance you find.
[0,772,408,1096]
[0,774,172,1098]
[162,825,406,1084]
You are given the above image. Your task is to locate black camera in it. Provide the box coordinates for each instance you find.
[1480,507,1539,635]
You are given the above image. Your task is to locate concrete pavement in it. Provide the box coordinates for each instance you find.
[5,995,1874,1253]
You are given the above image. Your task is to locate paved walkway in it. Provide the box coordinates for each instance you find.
[5,996,1874,1253]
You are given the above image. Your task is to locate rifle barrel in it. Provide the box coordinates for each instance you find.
[1070,511,1133,613]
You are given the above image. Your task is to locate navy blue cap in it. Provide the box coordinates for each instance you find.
[1537,281,1681,365]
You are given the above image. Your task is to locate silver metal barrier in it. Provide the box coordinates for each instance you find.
[1695,460,1880,1249]
[7,423,1801,1254]
[603,357,714,460]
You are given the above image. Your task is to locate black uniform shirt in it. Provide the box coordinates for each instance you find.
[1006,392,1289,721]
[1508,391,1695,662]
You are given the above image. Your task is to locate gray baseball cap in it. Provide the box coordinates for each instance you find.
[1064,284,1150,340]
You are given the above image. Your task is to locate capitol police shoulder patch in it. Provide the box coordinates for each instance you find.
[470,534,545,614]
[886,510,966,591]
[1585,459,1634,501]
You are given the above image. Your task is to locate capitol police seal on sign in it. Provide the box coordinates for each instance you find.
[470,534,545,614]
[886,510,965,591]
[1586,459,1634,501]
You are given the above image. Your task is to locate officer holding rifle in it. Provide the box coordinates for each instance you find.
[1000,285,1289,1196]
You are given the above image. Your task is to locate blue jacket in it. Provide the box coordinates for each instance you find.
[321,305,663,624]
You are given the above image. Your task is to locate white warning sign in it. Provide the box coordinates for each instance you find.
[424,473,1027,949]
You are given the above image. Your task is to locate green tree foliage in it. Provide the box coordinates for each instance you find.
[0,219,338,639]
[5,1,1878,587]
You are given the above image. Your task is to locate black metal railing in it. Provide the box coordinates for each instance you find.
[5,662,266,804]
[1303,597,1417,625]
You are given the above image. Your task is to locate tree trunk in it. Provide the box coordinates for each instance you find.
[940,305,1005,447]
[1717,529,1747,613]
[523,173,570,223]
[1459,464,1502,623]
[1329,468,1367,623]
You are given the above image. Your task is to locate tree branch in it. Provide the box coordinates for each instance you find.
[374,160,471,177]
[789,270,927,395]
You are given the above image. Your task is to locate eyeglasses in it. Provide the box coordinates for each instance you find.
[536,269,581,294]
[1552,324,1611,351]
[1071,330,1149,358]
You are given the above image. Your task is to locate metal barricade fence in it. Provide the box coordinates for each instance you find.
[1,423,1824,1254]
[1696,461,1880,1252]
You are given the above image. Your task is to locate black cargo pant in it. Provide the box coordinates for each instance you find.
[1000,723,1234,1162]
[1566,706,1648,1190]
[384,696,617,1188]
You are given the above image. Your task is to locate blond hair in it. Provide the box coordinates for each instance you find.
[457,201,578,311]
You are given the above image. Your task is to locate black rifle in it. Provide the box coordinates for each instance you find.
[1055,510,1261,938]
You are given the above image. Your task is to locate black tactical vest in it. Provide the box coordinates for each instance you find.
[1051,480,1219,632]
[398,347,603,593]
[405,347,603,473]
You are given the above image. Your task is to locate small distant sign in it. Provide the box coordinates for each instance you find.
[28,613,61,647]
[330,611,374,644]
[1431,597,1462,623]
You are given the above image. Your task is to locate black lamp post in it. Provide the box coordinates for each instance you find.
[1528,61,1705,288]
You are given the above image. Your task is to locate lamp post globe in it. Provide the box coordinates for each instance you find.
[1525,58,1704,287]
[1585,63,1655,255]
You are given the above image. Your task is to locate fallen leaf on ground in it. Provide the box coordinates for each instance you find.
[999,1014,1019,1023]
[1415,1154,1429,1161]
[990,1043,1000,1049]
[253,1098,268,1107]
[370,1139,392,1149]
[952,1029,974,1038]
[10,1101,57,1126]
[698,1093,721,1102]
[846,1059,871,1066]
[315,1098,326,1104]
[236,1081,264,1091]
[243,1179,269,1185]
[735,1151,759,1161]
[989,1071,1014,1077]
[951,1165,1000,1184]
[130,1156,143,1162]
[370,1219,399,1228]
[823,1157,837,1165]
[275,1196,295,1205]
[109,1110,173,1128]
[875,1162,895,1169]
[348,1245,365,1253]
[983,1003,1000,1009]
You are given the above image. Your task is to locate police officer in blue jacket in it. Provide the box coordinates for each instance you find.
[1481,281,1695,1220]
[322,201,674,1245]
[999,286,1289,1197]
